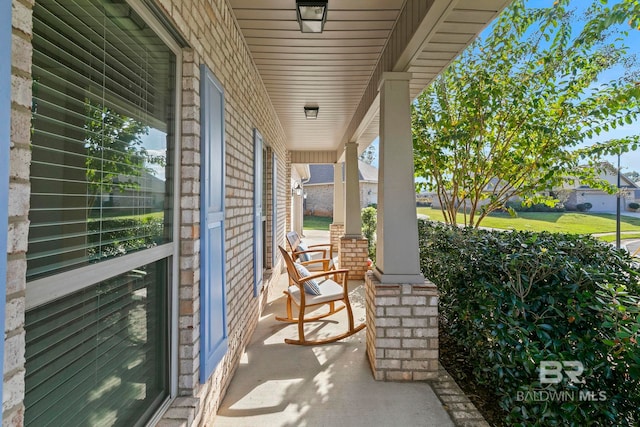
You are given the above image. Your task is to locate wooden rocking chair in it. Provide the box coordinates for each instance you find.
[276,246,365,345]
[286,230,337,270]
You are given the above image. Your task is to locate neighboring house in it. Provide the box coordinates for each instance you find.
[2,1,509,426]
[563,163,640,212]
[304,161,378,217]
[430,165,640,214]
[99,171,167,212]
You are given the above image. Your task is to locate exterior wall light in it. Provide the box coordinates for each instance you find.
[304,106,319,119]
[292,182,302,196]
[296,1,327,33]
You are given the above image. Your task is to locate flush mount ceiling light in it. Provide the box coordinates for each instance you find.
[304,106,319,119]
[296,0,328,33]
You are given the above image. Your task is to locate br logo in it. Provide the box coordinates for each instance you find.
[539,361,585,384]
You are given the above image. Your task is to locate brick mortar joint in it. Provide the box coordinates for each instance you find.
[11,26,33,42]
[10,101,31,114]
[11,66,32,80]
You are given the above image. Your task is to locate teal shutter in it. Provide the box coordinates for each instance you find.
[199,65,227,382]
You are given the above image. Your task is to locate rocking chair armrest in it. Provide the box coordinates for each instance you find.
[298,258,331,267]
[297,268,349,284]
[299,258,333,271]
[308,243,332,249]
[308,243,334,256]
[294,248,328,257]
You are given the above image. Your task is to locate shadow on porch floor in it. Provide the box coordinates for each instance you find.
[212,267,454,426]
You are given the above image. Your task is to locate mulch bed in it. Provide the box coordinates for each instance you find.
[439,325,508,426]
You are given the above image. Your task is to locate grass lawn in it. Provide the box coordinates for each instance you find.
[598,232,640,242]
[303,215,332,231]
[417,207,640,234]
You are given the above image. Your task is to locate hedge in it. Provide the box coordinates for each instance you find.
[87,214,165,260]
[418,220,640,426]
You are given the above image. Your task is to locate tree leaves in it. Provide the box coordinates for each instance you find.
[413,0,640,227]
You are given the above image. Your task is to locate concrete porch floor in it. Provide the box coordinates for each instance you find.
[212,229,454,427]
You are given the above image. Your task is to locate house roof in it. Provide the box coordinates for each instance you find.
[306,160,378,185]
[566,162,640,190]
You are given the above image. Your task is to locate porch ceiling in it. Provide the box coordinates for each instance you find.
[229,0,510,155]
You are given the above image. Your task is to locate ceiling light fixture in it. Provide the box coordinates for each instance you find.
[304,106,319,119]
[296,0,328,33]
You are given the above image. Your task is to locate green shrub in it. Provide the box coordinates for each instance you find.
[418,220,640,426]
[576,202,593,212]
[506,201,565,212]
[629,202,640,210]
[361,206,377,262]
[88,214,165,259]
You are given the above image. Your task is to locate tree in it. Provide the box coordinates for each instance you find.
[359,143,377,165]
[84,100,165,211]
[412,0,640,227]
[626,170,640,182]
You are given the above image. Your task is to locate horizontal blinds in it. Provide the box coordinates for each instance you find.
[28,0,175,281]
[25,259,168,427]
[33,0,170,126]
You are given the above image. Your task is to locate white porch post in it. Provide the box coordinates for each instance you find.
[330,162,345,248]
[333,163,345,224]
[344,142,361,237]
[339,142,368,279]
[365,72,438,381]
[374,72,423,284]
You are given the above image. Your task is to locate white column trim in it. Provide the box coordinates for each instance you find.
[344,142,362,238]
[374,72,424,284]
[333,162,345,224]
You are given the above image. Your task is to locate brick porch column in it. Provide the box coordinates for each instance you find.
[339,236,368,280]
[366,72,438,380]
[339,142,368,278]
[329,223,344,249]
[365,273,438,380]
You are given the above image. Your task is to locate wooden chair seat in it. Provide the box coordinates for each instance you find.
[286,278,345,306]
[276,246,365,345]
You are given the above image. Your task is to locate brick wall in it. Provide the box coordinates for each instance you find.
[339,237,368,280]
[304,184,333,217]
[4,1,33,424]
[329,223,344,249]
[5,0,291,425]
[157,0,289,424]
[305,182,378,217]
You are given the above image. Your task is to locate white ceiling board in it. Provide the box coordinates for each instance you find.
[229,0,512,154]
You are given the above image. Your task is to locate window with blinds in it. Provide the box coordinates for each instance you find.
[25,260,168,426]
[28,0,175,281]
[25,0,177,425]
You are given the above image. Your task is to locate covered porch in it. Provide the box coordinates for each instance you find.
[240,0,510,381]
[3,0,512,426]
[212,231,482,426]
